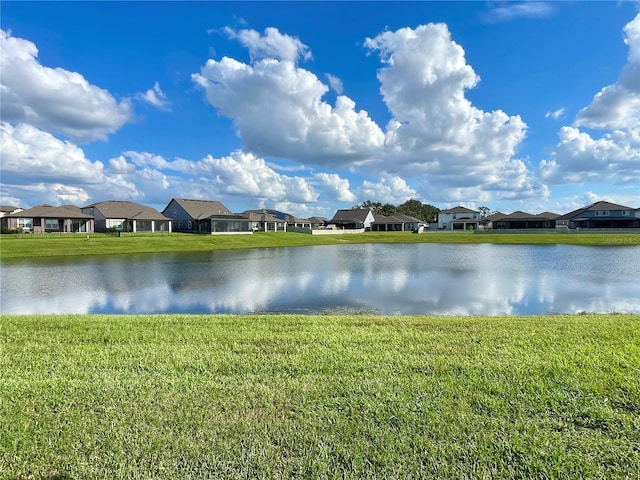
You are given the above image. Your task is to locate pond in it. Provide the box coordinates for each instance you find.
[1,243,639,315]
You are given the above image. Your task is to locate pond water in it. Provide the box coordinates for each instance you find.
[1,243,639,315]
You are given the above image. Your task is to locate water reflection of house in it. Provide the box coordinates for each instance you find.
[163,198,251,234]
[555,201,640,229]
[437,206,479,230]
[327,209,375,230]
[371,214,423,232]
[5,204,94,233]
[83,200,171,233]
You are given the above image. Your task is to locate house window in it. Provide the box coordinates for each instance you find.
[173,209,177,218]
[188,221,192,229]
[452,214,457,219]
[17,218,33,229]
[621,211,629,216]
[595,211,610,216]
[111,219,125,230]
[45,219,59,229]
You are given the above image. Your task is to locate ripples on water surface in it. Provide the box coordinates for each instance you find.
[1,243,639,315]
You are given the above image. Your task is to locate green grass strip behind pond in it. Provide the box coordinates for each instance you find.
[1,231,639,259]
[2,314,639,479]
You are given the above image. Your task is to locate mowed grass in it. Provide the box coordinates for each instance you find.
[1,314,638,479]
[2,231,639,259]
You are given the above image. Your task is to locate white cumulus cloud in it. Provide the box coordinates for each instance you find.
[0,122,137,206]
[360,176,417,204]
[325,73,344,94]
[315,172,356,202]
[224,26,312,63]
[0,29,132,143]
[192,28,385,167]
[137,82,171,110]
[364,23,543,202]
[542,14,640,186]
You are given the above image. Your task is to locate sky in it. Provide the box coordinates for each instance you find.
[1,1,639,218]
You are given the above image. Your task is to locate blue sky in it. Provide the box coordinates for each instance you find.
[1,1,639,218]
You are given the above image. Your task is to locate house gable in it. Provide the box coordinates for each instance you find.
[438,206,479,230]
[82,200,170,233]
[163,198,232,232]
[328,209,374,229]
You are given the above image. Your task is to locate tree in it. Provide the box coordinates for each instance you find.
[397,199,439,222]
[379,203,397,216]
[478,206,492,219]
[356,200,383,214]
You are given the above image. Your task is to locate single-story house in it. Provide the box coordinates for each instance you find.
[241,209,287,232]
[437,206,479,230]
[285,215,329,230]
[555,201,639,229]
[371,214,424,232]
[479,211,505,230]
[83,200,171,233]
[163,198,251,234]
[306,216,328,229]
[328,209,375,230]
[490,211,559,230]
[5,204,94,233]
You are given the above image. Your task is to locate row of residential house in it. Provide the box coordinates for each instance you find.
[435,202,640,231]
[1,199,639,235]
[0,198,330,235]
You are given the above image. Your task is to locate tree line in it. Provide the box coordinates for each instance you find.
[354,199,440,223]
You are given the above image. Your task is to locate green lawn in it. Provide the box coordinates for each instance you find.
[2,314,638,479]
[1,230,638,260]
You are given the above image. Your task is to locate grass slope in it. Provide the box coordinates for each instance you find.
[1,231,639,260]
[2,314,638,479]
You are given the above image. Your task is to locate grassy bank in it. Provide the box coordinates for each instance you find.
[2,314,638,479]
[1,230,638,259]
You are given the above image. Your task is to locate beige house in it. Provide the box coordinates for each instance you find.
[5,204,94,233]
[82,200,171,233]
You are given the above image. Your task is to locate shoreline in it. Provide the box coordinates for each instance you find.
[1,230,639,260]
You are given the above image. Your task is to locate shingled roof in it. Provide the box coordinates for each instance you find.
[164,198,232,219]
[555,201,635,220]
[329,209,372,223]
[439,206,478,215]
[8,204,93,219]
[84,201,169,220]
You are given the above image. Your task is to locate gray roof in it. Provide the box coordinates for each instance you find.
[85,201,169,220]
[556,201,635,220]
[0,205,21,213]
[492,211,558,221]
[439,206,478,214]
[483,212,506,222]
[329,209,372,223]
[9,204,93,219]
[164,198,232,219]
[373,214,422,224]
[306,216,328,224]
[241,211,285,223]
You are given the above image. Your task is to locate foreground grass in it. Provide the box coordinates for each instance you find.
[1,231,638,259]
[1,314,638,479]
